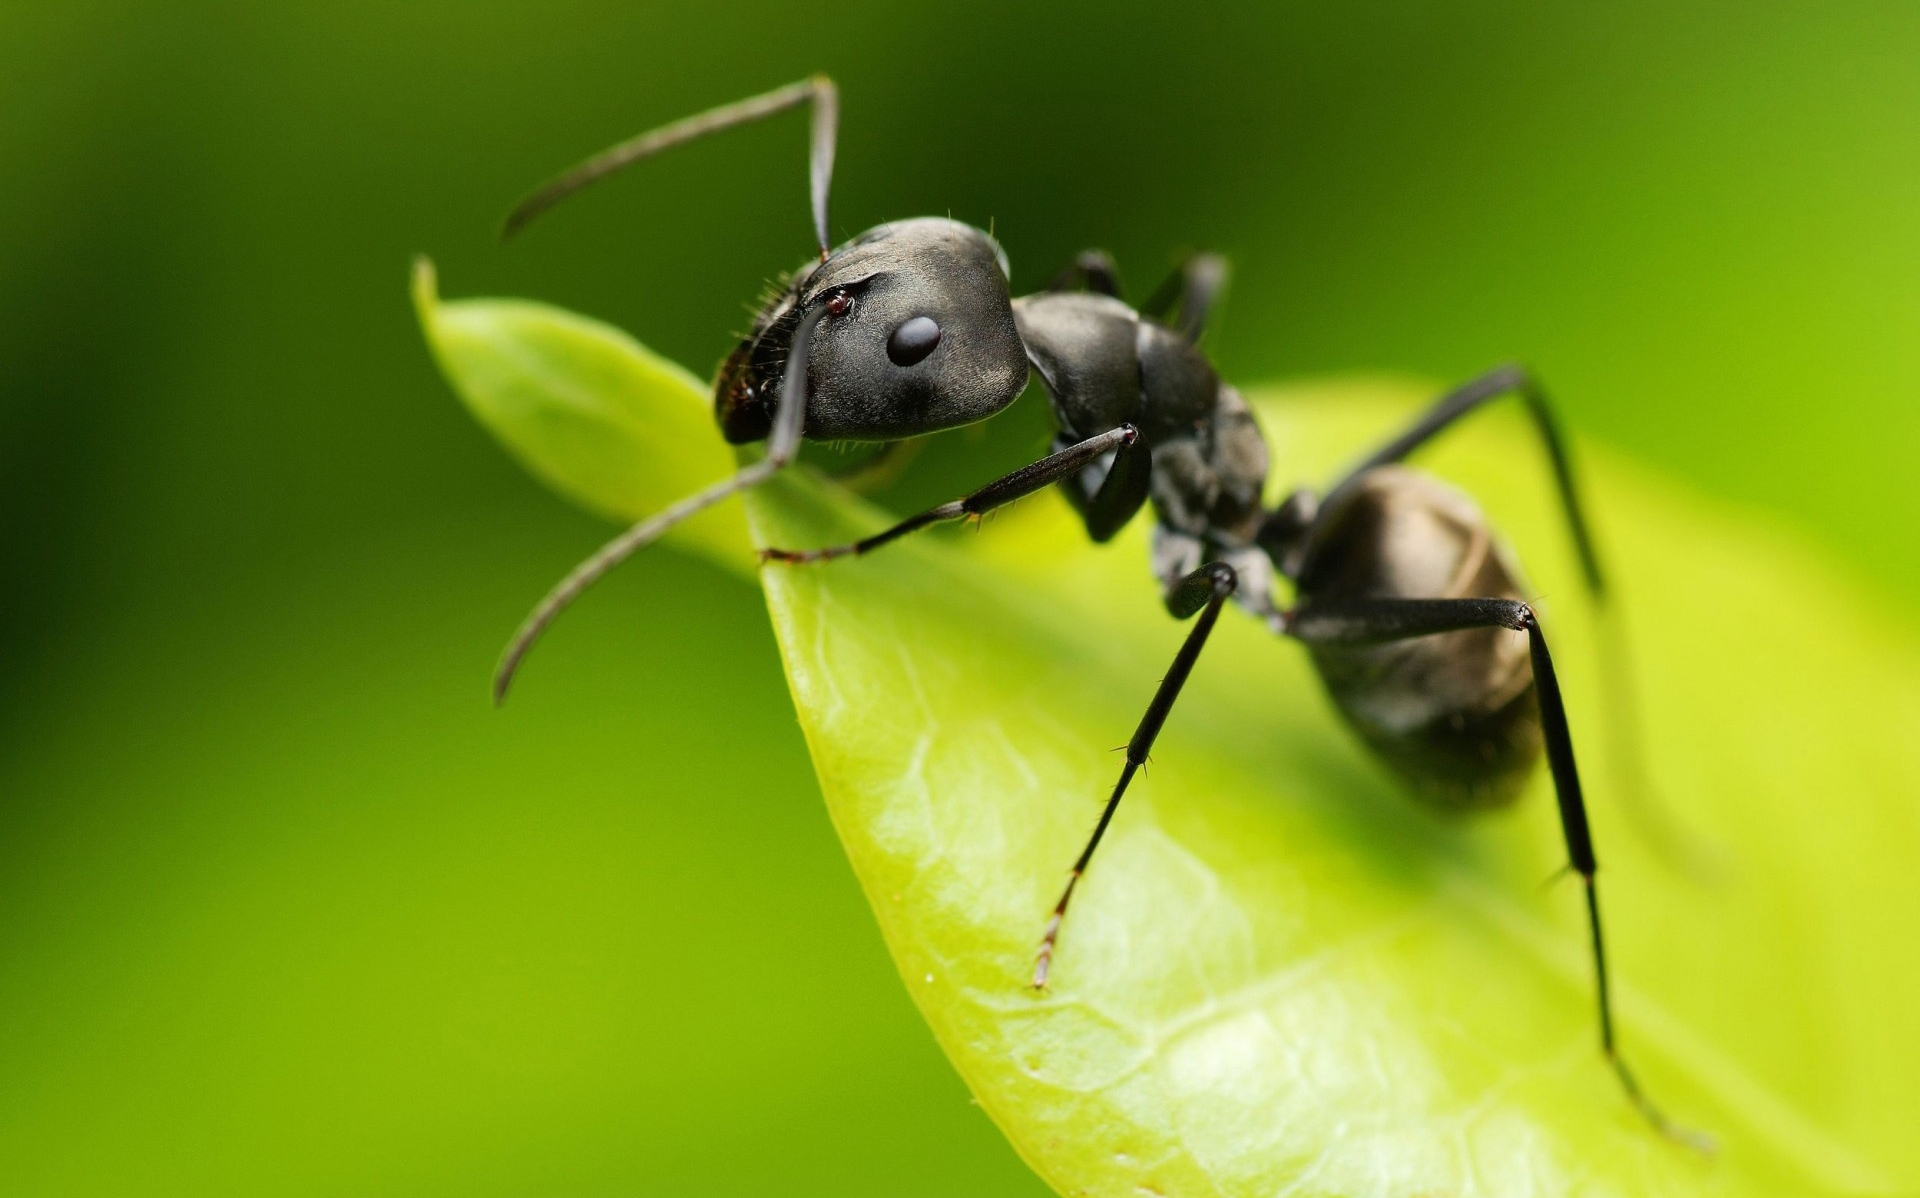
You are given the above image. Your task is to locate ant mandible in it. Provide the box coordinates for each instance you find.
[491,76,1708,1150]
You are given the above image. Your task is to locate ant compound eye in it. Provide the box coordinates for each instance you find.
[886,315,942,366]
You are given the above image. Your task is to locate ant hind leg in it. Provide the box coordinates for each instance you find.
[1285,595,1713,1151]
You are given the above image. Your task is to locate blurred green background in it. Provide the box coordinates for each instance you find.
[3,3,1917,1195]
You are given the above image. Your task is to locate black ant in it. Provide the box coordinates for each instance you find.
[491,76,1708,1150]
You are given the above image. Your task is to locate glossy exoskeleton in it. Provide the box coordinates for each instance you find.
[490,76,1707,1149]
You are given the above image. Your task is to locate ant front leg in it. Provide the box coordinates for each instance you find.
[1047,249,1229,344]
[1056,423,1153,543]
[1048,250,1124,297]
[760,424,1142,563]
[1139,252,1229,343]
[1285,596,1713,1151]
[1034,558,1237,988]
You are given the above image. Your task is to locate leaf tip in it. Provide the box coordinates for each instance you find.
[410,254,439,325]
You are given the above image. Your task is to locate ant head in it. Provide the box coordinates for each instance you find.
[717,218,1029,443]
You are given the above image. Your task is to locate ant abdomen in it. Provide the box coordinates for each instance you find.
[1297,465,1543,809]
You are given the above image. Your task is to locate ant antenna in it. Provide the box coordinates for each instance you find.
[491,307,825,704]
[502,75,839,258]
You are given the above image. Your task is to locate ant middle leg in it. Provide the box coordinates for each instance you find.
[1034,559,1238,988]
[761,423,1146,563]
[1155,525,1284,631]
[1284,596,1712,1150]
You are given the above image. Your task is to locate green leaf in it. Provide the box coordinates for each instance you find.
[417,276,1920,1196]
[412,257,754,572]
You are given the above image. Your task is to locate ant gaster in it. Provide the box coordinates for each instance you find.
[492,76,1708,1150]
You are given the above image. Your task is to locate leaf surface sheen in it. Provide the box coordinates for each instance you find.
[417,265,1920,1197]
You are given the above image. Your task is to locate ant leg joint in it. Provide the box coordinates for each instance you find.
[1165,559,1237,618]
[1206,560,1237,594]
